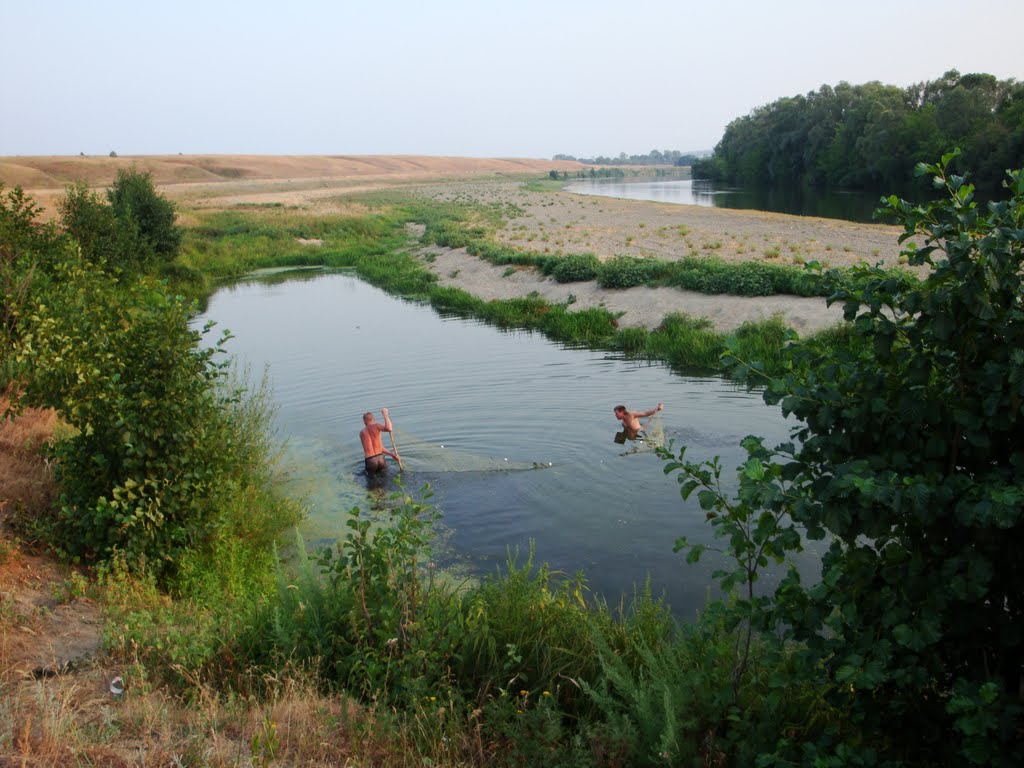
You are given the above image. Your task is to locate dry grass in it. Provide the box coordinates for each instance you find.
[0,392,59,532]
[0,668,346,766]
[0,154,588,220]
[0,154,584,190]
[0,659,484,767]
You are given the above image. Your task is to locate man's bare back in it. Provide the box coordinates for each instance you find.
[360,408,397,474]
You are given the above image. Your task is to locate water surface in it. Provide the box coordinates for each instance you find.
[566,177,886,222]
[198,271,815,616]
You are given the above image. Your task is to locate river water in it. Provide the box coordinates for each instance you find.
[565,177,884,222]
[198,270,816,617]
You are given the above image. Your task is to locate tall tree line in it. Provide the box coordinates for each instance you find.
[694,70,1024,194]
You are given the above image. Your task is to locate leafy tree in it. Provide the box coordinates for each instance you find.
[15,253,234,574]
[59,180,139,270]
[664,154,1024,764]
[698,71,1024,195]
[105,167,181,266]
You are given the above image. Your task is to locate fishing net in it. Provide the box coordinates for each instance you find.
[387,429,553,474]
[618,415,666,456]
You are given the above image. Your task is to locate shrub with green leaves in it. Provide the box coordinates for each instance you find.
[57,169,182,275]
[550,252,600,283]
[672,154,1024,765]
[1,185,66,365]
[15,256,235,573]
[597,255,664,289]
[106,167,181,266]
[666,256,820,297]
[240,493,465,704]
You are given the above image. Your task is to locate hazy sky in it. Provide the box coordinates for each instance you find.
[5,0,1024,159]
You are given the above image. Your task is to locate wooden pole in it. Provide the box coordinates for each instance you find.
[389,430,404,471]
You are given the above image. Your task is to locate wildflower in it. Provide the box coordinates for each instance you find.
[542,691,551,696]
[519,690,528,696]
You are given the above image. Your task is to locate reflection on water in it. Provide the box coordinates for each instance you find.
[566,177,887,222]
[197,271,818,617]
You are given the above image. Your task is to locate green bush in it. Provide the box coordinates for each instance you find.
[582,602,831,766]
[644,313,723,369]
[239,493,464,704]
[551,253,600,283]
[724,315,793,375]
[429,285,484,316]
[1,185,66,359]
[614,326,649,354]
[681,156,1024,765]
[106,167,182,266]
[664,256,830,298]
[541,306,618,344]
[598,255,664,289]
[15,257,235,574]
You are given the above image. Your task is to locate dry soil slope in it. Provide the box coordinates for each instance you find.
[0,154,585,191]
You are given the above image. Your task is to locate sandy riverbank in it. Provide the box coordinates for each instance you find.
[395,178,909,333]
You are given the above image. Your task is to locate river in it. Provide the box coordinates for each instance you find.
[197,270,819,617]
[565,177,886,222]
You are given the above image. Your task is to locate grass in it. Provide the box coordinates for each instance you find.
[0,661,456,767]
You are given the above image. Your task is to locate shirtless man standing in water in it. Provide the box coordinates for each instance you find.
[360,408,399,474]
[614,402,663,438]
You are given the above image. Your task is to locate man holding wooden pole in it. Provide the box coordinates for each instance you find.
[360,407,403,474]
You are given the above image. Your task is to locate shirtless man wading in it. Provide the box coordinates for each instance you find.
[360,408,399,474]
[613,402,664,437]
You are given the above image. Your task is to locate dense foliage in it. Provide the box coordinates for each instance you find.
[595,255,664,289]
[550,252,600,283]
[59,168,181,273]
[0,186,65,366]
[4,181,298,580]
[105,167,182,265]
[662,154,1024,764]
[16,261,232,567]
[695,70,1024,195]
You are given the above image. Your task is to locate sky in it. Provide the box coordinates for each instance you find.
[4,0,1024,159]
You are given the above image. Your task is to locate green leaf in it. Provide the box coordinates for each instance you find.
[742,458,765,481]
[697,490,718,511]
